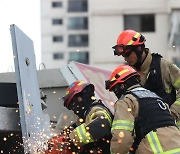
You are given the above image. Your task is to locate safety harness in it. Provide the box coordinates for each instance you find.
[128,87,176,154]
[144,53,176,106]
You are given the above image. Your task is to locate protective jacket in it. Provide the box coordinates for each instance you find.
[69,99,113,154]
[140,50,180,129]
[111,85,180,154]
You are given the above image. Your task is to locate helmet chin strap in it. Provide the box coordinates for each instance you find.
[133,45,145,70]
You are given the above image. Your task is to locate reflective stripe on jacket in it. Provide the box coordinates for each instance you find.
[69,105,112,146]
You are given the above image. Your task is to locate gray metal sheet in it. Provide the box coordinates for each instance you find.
[10,24,49,153]
[60,64,79,84]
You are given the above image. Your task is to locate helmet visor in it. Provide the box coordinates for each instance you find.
[113,45,135,57]
[112,44,132,56]
[112,44,125,56]
[105,80,116,91]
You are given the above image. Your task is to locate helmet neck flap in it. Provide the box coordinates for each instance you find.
[112,76,140,99]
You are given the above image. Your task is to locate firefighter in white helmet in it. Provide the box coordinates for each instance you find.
[105,64,180,154]
[112,29,180,129]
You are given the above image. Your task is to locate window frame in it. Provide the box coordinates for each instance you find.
[53,36,63,42]
[52,19,63,25]
[68,34,88,47]
[53,52,64,60]
[68,0,88,12]
[52,1,63,8]
[68,51,89,64]
[124,14,155,32]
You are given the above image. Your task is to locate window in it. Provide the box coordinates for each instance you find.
[69,51,89,64]
[173,58,180,68]
[68,0,87,12]
[68,34,88,47]
[52,1,62,8]
[67,17,88,30]
[53,36,63,42]
[53,52,64,60]
[169,10,180,47]
[173,34,180,47]
[52,19,63,25]
[124,14,155,32]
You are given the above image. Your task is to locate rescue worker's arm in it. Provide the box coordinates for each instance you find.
[111,94,138,154]
[170,103,180,129]
[168,63,180,126]
[69,107,112,147]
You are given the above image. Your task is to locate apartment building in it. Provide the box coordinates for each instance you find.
[41,0,89,69]
[41,0,180,71]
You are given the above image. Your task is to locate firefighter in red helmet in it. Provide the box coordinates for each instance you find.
[105,64,180,154]
[62,80,113,153]
[113,29,180,129]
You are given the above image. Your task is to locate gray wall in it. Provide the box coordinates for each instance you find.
[0,69,77,133]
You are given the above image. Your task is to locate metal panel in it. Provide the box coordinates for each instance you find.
[10,24,49,153]
[60,64,79,84]
[60,61,116,113]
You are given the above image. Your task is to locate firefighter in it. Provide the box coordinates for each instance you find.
[62,80,113,153]
[105,64,180,154]
[112,29,180,129]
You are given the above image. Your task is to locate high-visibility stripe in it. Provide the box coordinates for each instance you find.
[76,124,84,143]
[110,148,115,154]
[162,148,180,154]
[76,124,94,144]
[104,110,113,124]
[176,121,180,129]
[174,98,180,105]
[127,32,140,45]
[77,81,86,86]
[147,131,163,153]
[90,110,112,124]
[165,88,172,94]
[111,69,130,81]
[65,90,69,95]
[111,120,134,131]
[174,78,180,89]
[90,112,95,120]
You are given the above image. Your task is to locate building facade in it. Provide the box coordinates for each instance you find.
[41,0,180,71]
[41,0,89,69]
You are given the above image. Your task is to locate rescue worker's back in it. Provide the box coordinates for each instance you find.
[106,64,180,154]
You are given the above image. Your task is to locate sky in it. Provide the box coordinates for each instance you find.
[0,0,41,73]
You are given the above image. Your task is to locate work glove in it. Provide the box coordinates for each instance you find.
[45,134,72,154]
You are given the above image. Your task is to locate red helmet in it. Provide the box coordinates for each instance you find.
[105,64,140,91]
[62,81,95,109]
[113,30,146,56]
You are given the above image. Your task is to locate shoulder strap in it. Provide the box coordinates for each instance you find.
[144,53,164,91]
[85,99,113,118]
[144,53,176,106]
